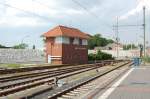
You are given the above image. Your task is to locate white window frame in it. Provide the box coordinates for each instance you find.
[73,38,79,45]
[82,39,88,45]
[55,36,70,44]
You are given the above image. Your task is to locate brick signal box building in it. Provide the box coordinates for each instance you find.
[44,25,89,64]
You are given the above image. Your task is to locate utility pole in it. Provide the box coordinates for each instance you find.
[112,8,145,59]
[113,17,119,58]
[143,6,146,58]
[116,17,119,58]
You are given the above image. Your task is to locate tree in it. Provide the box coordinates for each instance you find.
[40,35,46,43]
[0,44,6,48]
[88,34,114,49]
[13,43,28,49]
[107,39,114,44]
[33,45,35,49]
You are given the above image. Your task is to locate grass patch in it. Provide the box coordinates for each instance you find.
[7,64,22,68]
[142,56,150,63]
[0,64,23,68]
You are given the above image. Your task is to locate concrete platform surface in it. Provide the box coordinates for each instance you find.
[97,66,150,99]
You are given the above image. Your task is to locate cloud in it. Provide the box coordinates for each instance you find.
[0,16,46,27]
[0,0,85,27]
[119,0,150,20]
[1,0,149,48]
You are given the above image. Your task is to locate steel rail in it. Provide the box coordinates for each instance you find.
[48,61,132,99]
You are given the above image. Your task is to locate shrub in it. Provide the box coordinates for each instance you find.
[88,53,96,61]
[88,50,113,61]
[142,56,150,63]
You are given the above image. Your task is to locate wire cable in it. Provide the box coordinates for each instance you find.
[71,0,112,28]
[0,2,51,21]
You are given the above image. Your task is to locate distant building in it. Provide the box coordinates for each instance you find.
[94,42,123,51]
[146,47,150,56]
[44,25,90,64]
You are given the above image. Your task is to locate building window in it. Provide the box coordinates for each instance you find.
[108,47,112,50]
[73,38,79,45]
[79,39,82,45]
[55,36,70,44]
[82,39,88,45]
[70,38,74,44]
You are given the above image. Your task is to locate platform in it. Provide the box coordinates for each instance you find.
[97,66,150,99]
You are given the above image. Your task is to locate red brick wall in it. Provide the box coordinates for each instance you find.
[45,37,62,63]
[45,37,88,64]
[62,44,88,64]
[51,59,62,64]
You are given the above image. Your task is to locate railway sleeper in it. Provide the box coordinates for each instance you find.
[0,78,54,96]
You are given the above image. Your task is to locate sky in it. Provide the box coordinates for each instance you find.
[0,0,150,49]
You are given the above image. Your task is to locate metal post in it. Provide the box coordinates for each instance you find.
[116,17,119,58]
[143,6,146,58]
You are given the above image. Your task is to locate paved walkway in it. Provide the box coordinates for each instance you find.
[98,66,150,99]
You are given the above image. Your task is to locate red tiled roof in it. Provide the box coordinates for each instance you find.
[44,25,90,39]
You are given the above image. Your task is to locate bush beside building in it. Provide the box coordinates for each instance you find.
[88,50,114,61]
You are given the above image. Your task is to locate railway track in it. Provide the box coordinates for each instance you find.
[0,60,121,83]
[0,65,102,90]
[0,64,100,82]
[0,60,126,98]
[0,60,119,75]
[0,66,101,96]
[47,61,132,99]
